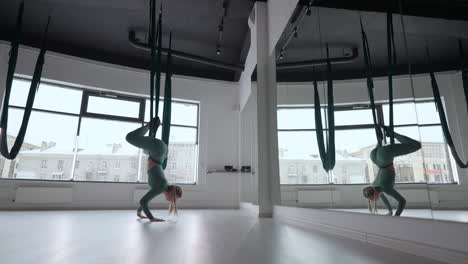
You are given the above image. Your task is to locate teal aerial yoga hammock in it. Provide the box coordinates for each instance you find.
[0,3,50,160]
[314,44,335,172]
[147,1,172,169]
[149,0,163,137]
[360,17,383,143]
[426,47,468,169]
[386,5,397,146]
[154,9,163,120]
[458,40,468,113]
[161,32,173,170]
[149,0,157,136]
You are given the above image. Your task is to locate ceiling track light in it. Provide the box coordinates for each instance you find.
[216,1,229,57]
[306,0,313,16]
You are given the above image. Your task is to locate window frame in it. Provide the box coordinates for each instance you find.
[144,99,200,145]
[2,77,200,185]
[81,90,145,123]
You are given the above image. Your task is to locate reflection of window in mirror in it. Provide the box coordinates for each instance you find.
[277,101,459,185]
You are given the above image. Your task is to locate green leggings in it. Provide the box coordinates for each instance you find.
[137,165,168,219]
[371,132,421,216]
[380,186,407,216]
[126,124,168,220]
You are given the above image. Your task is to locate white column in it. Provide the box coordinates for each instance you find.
[255,2,281,218]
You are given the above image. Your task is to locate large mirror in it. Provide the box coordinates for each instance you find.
[274,1,468,223]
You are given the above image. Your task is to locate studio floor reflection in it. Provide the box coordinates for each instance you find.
[330,208,468,223]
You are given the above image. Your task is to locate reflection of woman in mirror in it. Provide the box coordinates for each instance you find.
[363,126,421,216]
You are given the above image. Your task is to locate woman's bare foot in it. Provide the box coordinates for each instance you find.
[150,218,165,222]
[137,212,147,219]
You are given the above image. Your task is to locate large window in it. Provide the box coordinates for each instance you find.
[0,78,199,184]
[278,100,458,185]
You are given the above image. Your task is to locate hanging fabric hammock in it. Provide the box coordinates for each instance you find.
[458,40,468,113]
[314,44,335,172]
[360,17,383,144]
[148,0,172,168]
[386,5,397,146]
[0,3,50,160]
[154,8,163,120]
[161,32,173,170]
[426,47,468,169]
[149,0,156,136]
[149,0,163,137]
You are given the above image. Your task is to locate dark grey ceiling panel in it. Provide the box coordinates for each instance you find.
[0,0,255,82]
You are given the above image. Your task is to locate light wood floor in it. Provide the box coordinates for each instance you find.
[0,209,443,264]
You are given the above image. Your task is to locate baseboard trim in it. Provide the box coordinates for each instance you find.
[275,213,468,264]
[366,234,468,264]
[259,212,273,218]
[277,214,366,242]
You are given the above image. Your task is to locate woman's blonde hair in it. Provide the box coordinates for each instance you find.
[167,185,182,216]
[363,186,378,214]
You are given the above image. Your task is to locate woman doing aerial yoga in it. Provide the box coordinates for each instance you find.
[126,117,182,222]
[126,0,181,222]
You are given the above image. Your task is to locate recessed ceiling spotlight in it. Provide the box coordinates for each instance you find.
[306,1,312,16]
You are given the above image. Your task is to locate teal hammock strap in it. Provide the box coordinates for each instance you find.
[154,7,163,121]
[458,39,468,113]
[427,47,468,169]
[313,44,336,172]
[360,17,383,143]
[161,32,173,170]
[0,3,50,160]
[325,44,335,170]
[149,0,156,135]
[387,5,396,145]
[314,80,328,169]
[148,2,163,137]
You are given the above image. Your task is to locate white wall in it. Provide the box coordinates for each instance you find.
[239,85,258,204]
[239,0,299,113]
[0,42,241,209]
[240,72,468,209]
